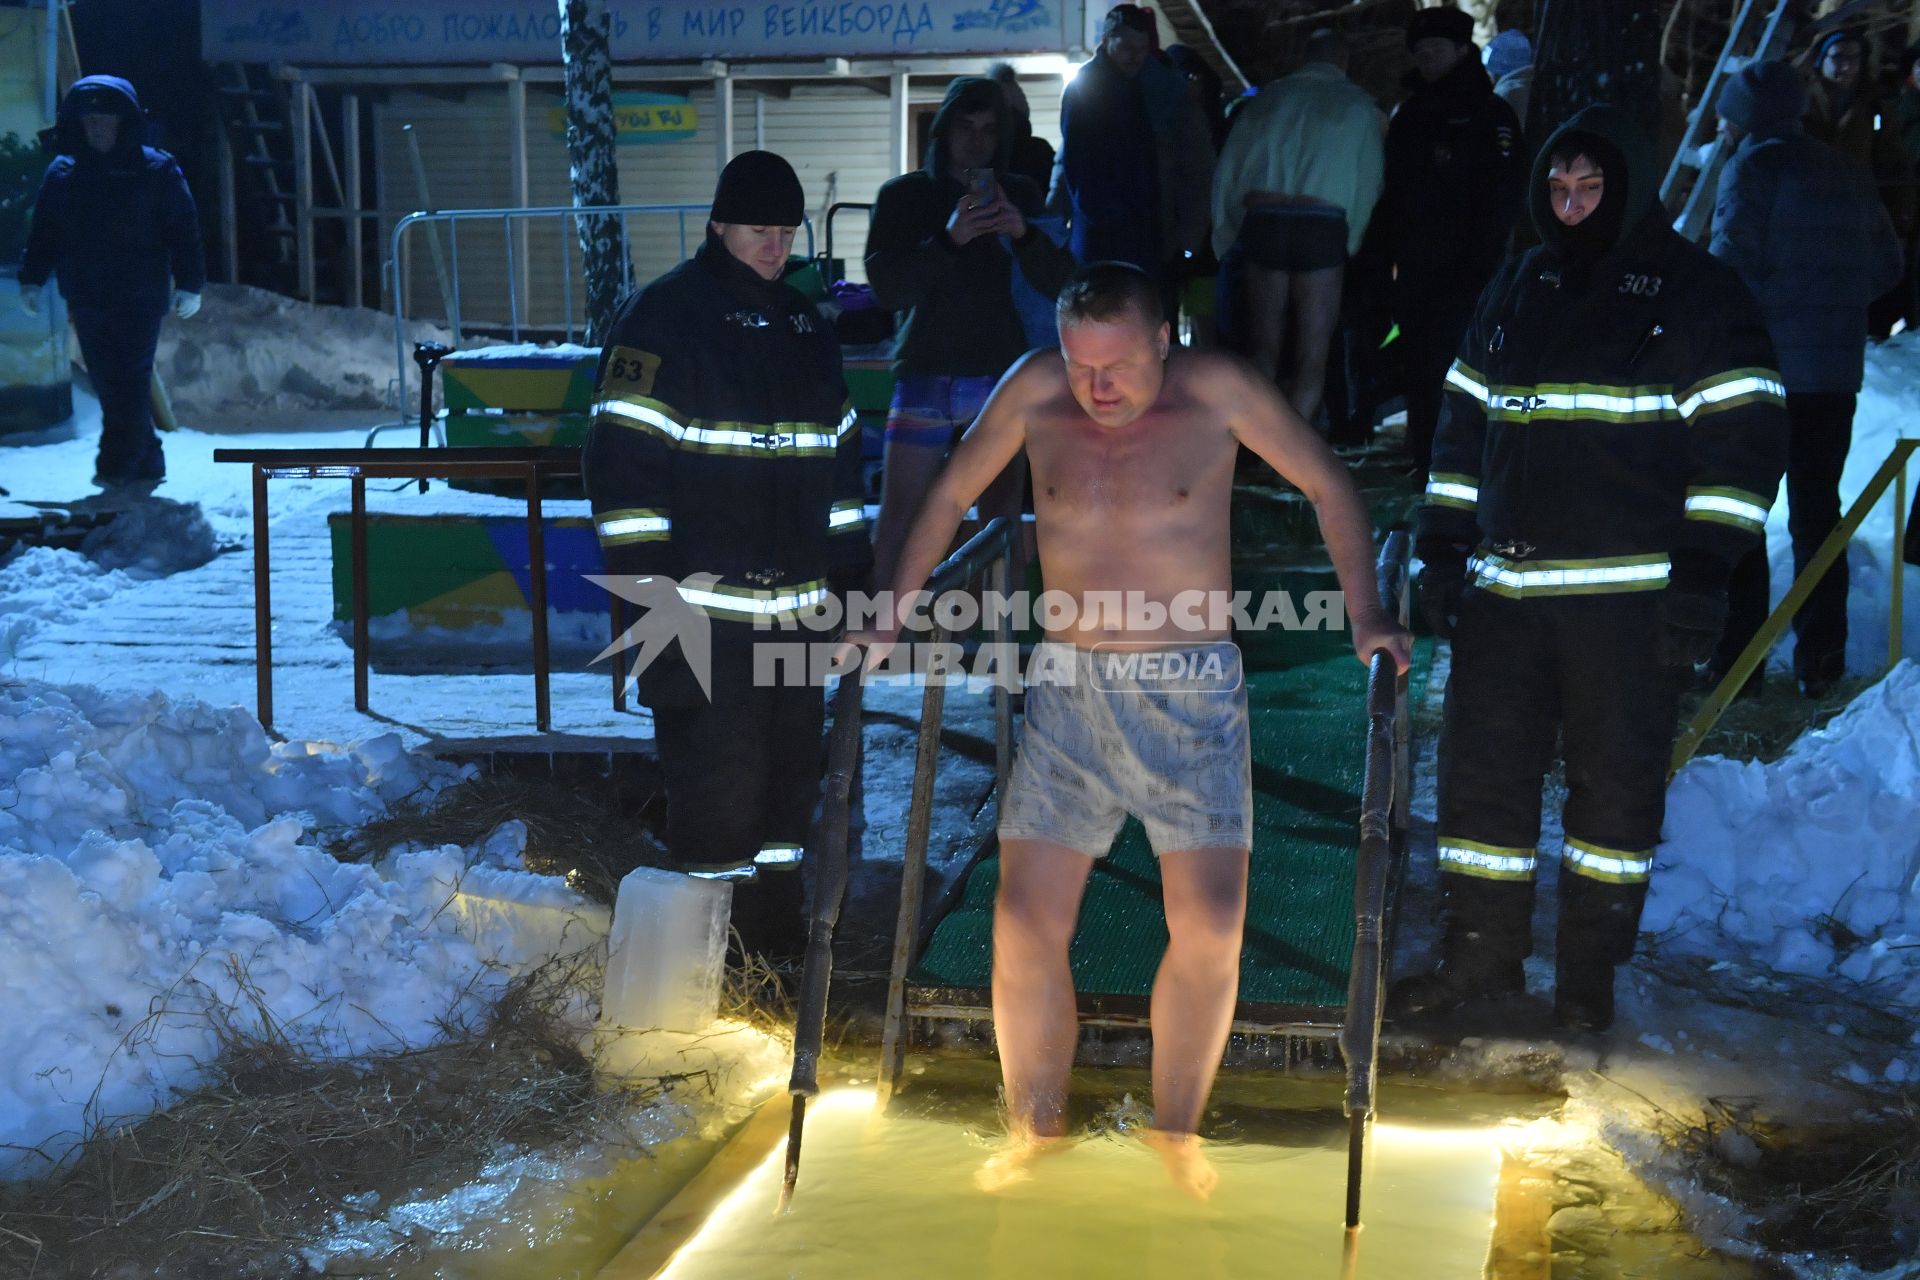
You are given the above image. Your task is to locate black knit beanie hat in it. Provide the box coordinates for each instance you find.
[1716,59,1808,135]
[1406,6,1474,49]
[710,150,804,227]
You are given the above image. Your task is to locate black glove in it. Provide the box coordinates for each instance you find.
[1656,550,1731,669]
[1415,544,1470,640]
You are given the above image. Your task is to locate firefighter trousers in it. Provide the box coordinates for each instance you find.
[1434,588,1683,970]
[651,662,825,957]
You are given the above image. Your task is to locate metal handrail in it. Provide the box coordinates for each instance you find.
[876,517,1019,1103]
[1337,529,1412,1234]
[1672,438,1917,774]
[873,524,1416,1113]
[782,667,865,1210]
[210,446,583,735]
[820,201,873,280]
[386,203,816,413]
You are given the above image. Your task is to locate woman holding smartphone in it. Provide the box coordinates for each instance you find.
[864,76,1078,592]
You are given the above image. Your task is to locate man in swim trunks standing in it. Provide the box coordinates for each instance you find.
[851,261,1410,1192]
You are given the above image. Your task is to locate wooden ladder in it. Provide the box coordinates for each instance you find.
[214,62,300,288]
[1659,0,1798,242]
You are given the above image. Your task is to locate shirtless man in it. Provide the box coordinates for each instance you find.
[852,262,1410,1194]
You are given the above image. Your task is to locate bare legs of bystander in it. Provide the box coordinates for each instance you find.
[1245,262,1345,431]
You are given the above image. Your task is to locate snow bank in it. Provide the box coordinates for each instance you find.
[1762,334,1920,674]
[0,679,603,1181]
[1648,662,1920,1009]
[157,283,453,424]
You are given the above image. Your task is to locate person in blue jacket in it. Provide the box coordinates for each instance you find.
[18,76,204,488]
[1048,6,1214,309]
[1708,60,1905,698]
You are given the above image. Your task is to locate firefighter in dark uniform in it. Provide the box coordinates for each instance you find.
[584,151,870,957]
[1375,5,1526,473]
[1391,106,1788,1032]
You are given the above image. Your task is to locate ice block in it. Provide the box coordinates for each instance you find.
[600,866,732,1033]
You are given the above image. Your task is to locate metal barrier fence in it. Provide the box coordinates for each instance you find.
[386,204,814,414]
[1672,438,1917,773]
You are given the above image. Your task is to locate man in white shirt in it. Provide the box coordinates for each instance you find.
[1211,30,1384,430]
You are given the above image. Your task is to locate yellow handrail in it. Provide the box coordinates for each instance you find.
[1671,438,1919,776]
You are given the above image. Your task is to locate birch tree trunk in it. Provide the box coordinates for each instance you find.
[560,0,626,345]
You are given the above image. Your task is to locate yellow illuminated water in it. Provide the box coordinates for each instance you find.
[635,1091,1500,1279]
[389,1054,1773,1280]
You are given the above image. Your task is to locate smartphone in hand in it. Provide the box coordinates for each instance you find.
[965,167,996,209]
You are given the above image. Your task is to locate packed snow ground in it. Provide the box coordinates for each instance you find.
[1626,337,1920,1096]
[2,291,1917,1273]
[0,385,643,745]
[1650,663,1920,1014]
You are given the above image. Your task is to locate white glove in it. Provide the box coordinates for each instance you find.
[18,284,40,316]
[171,290,201,320]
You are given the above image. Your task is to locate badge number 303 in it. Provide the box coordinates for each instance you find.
[1619,273,1662,298]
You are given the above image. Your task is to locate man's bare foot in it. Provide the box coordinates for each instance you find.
[974,1132,1070,1193]
[1140,1128,1219,1200]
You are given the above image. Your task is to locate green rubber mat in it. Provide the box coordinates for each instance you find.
[911,569,1432,1014]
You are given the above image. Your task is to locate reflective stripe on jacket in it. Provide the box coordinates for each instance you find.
[584,237,869,635]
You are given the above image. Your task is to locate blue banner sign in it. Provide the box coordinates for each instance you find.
[203,1,1072,65]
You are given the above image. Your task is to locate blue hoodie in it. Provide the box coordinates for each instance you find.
[18,75,205,312]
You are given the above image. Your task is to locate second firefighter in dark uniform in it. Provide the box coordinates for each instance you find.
[584,151,870,956]
[1392,106,1788,1031]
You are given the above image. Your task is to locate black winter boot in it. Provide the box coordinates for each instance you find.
[730,863,808,964]
[1387,941,1526,1022]
[1553,952,1616,1032]
[1555,870,1643,1033]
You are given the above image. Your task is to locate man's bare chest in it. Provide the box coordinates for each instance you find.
[1027,413,1234,523]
